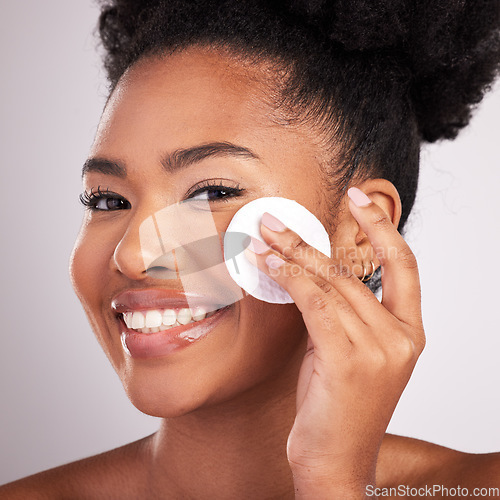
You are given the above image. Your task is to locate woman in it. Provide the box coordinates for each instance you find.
[1,0,499,497]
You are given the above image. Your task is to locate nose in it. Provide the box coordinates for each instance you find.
[111,199,227,283]
[111,210,178,280]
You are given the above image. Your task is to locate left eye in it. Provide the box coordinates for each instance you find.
[94,197,129,210]
[79,188,131,211]
[186,184,244,203]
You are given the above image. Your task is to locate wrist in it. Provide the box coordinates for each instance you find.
[290,466,375,500]
[292,476,371,499]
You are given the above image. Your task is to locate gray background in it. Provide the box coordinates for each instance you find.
[1,0,499,485]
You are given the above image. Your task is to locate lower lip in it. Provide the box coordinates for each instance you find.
[120,305,233,359]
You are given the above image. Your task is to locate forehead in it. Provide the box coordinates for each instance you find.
[93,48,279,150]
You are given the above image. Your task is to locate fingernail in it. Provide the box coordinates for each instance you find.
[261,212,287,232]
[265,254,285,269]
[249,236,271,254]
[347,187,372,207]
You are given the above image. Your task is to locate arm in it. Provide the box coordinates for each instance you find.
[245,187,426,498]
[377,434,500,496]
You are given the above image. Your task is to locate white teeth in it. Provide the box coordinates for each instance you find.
[145,310,162,328]
[131,311,145,329]
[177,308,192,325]
[162,309,177,326]
[192,306,207,321]
[123,312,133,329]
[123,305,225,333]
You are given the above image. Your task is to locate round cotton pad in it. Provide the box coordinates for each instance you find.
[223,197,331,304]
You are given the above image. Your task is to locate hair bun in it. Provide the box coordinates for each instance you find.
[289,0,500,142]
[99,0,500,143]
[289,0,409,50]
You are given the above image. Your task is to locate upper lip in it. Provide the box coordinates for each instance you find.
[111,288,226,314]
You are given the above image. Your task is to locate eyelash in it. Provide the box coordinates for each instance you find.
[185,179,245,203]
[79,181,245,211]
[79,186,130,211]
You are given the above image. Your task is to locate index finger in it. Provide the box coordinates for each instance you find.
[347,187,423,327]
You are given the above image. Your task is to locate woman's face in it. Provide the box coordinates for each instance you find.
[70,47,341,417]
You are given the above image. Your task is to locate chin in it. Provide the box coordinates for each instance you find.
[127,392,201,419]
[117,359,246,418]
[121,373,210,418]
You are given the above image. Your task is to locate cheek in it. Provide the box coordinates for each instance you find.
[70,225,126,372]
[225,299,307,400]
[69,224,118,352]
[237,298,307,382]
[70,227,110,305]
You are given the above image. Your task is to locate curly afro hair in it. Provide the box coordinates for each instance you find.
[95,0,500,295]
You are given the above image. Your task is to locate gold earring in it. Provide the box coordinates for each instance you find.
[361,260,376,282]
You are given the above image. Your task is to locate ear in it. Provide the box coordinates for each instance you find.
[330,178,402,278]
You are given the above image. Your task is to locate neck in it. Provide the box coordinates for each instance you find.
[147,350,304,498]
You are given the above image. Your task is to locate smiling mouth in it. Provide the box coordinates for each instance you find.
[118,303,233,359]
[119,305,227,334]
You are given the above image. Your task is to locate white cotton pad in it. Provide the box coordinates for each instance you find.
[223,197,331,304]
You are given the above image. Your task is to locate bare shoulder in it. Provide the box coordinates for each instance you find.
[377,433,500,489]
[0,434,153,500]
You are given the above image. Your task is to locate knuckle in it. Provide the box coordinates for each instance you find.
[394,245,419,271]
[370,212,392,230]
[314,278,334,294]
[325,263,353,280]
[287,233,309,257]
[394,336,417,362]
[334,298,354,317]
[368,348,388,371]
[307,292,330,313]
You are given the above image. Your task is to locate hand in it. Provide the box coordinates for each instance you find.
[244,187,426,498]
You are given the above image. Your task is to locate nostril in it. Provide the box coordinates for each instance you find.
[111,230,154,279]
[146,265,178,279]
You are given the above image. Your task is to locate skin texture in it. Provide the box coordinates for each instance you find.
[1,46,499,499]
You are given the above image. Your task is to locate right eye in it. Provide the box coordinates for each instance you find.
[79,187,131,211]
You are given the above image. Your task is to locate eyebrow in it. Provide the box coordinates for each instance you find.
[81,158,126,178]
[81,142,260,178]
